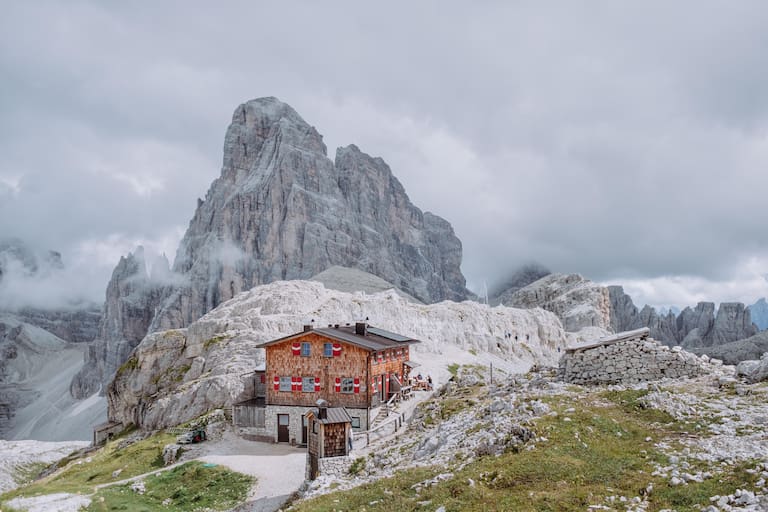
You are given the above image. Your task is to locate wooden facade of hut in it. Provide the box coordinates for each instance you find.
[306,405,352,480]
[237,322,419,444]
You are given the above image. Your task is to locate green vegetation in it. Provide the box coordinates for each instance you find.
[447,363,460,377]
[11,462,48,488]
[203,333,231,351]
[116,355,139,376]
[292,389,758,512]
[468,348,478,356]
[85,462,252,512]
[348,457,366,476]
[1,432,177,501]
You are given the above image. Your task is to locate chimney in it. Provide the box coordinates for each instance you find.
[355,322,367,336]
[303,324,312,332]
[316,398,328,420]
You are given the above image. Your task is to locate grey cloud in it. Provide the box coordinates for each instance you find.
[2,1,768,307]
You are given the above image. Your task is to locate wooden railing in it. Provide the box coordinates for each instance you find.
[352,410,407,449]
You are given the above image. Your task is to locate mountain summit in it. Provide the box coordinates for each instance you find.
[72,97,469,396]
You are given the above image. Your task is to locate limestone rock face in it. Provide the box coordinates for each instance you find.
[502,273,611,331]
[70,248,168,399]
[638,305,679,346]
[711,303,757,346]
[691,330,768,365]
[609,288,757,349]
[490,263,551,305]
[608,286,641,333]
[748,298,768,331]
[150,98,467,333]
[677,303,716,345]
[12,308,100,344]
[107,280,566,430]
[77,97,470,396]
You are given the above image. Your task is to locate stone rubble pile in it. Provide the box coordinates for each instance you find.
[559,330,720,385]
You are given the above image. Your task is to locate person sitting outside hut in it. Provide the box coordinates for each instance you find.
[427,375,433,390]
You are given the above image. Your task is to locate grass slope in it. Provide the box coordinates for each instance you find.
[292,386,759,512]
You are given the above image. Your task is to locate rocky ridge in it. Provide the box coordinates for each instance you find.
[300,361,768,512]
[500,273,612,331]
[70,248,171,399]
[106,279,567,430]
[608,286,758,349]
[489,263,551,305]
[74,97,470,397]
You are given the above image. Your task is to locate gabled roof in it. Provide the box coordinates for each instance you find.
[258,324,420,352]
[307,407,352,425]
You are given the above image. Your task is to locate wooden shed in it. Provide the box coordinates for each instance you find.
[306,404,352,480]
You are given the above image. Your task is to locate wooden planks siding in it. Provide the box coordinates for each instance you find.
[324,422,347,457]
[266,332,371,408]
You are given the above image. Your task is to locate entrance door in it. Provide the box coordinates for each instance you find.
[379,374,386,401]
[301,414,308,445]
[277,414,290,443]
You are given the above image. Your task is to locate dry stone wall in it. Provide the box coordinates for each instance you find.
[559,329,717,385]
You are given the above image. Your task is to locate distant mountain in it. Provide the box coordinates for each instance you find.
[748,298,768,331]
[490,263,551,305]
[608,286,758,351]
[72,97,471,397]
[500,273,612,332]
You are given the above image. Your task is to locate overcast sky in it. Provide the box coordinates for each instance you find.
[2,1,768,310]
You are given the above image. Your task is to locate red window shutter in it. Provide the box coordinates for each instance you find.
[332,343,342,357]
[315,376,320,392]
[291,342,301,356]
[353,377,360,394]
[273,375,279,391]
[291,377,297,391]
[335,377,341,392]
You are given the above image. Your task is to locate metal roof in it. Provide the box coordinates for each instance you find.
[366,326,412,342]
[258,324,420,352]
[308,407,352,425]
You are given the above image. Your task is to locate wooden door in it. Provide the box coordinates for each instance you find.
[301,414,308,445]
[379,374,386,401]
[277,414,290,443]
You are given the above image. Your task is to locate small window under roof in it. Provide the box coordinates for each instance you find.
[367,327,411,342]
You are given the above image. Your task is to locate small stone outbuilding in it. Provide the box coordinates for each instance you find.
[306,405,352,480]
[559,328,713,385]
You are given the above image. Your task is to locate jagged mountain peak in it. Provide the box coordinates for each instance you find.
[73,97,470,396]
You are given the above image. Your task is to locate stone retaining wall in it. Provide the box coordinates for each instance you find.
[306,453,353,480]
[559,336,715,385]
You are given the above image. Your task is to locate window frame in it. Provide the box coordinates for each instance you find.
[279,376,292,392]
[351,416,361,429]
[323,342,333,358]
[301,342,311,357]
[341,377,354,394]
[302,376,315,393]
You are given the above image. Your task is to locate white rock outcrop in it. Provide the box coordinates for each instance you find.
[503,273,611,332]
[107,280,567,430]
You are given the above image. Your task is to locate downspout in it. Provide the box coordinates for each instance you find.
[366,352,371,430]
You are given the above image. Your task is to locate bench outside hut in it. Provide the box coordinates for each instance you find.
[306,400,352,480]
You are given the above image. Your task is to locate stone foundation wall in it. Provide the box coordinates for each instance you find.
[559,337,713,385]
[307,454,353,480]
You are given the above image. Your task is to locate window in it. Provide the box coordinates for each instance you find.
[279,376,291,392]
[324,343,333,357]
[341,377,354,394]
[312,420,318,434]
[301,342,311,357]
[302,376,315,392]
[351,416,361,429]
